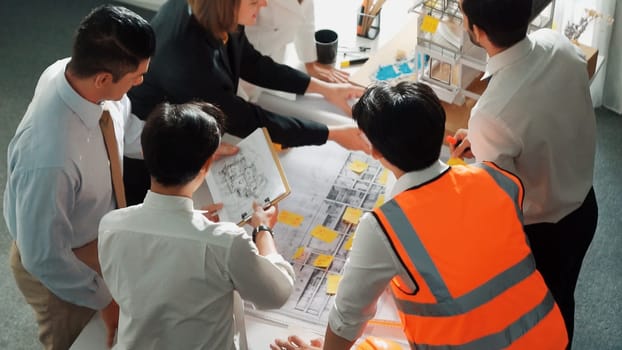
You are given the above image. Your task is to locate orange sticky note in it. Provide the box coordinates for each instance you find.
[326,274,342,295]
[349,160,368,174]
[378,169,389,185]
[311,225,339,243]
[271,142,283,152]
[343,235,354,251]
[292,246,304,260]
[313,254,333,268]
[278,210,304,227]
[343,207,363,225]
[374,194,385,208]
[421,15,440,33]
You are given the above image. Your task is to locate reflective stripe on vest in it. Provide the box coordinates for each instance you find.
[393,254,535,316]
[381,199,451,303]
[411,291,556,350]
[471,163,524,224]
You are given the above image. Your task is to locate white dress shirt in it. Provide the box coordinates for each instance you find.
[241,0,316,102]
[469,29,596,224]
[245,0,317,64]
[98,191,295,350]
[3,58,143,310]
[327,161,449,341]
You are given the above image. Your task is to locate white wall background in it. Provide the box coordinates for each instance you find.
[554,0,619,112]
[603,0,621,114]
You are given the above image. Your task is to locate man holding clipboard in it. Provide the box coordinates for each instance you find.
[98,102,294,349]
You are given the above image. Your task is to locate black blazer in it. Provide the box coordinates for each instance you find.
[129,0,328,147]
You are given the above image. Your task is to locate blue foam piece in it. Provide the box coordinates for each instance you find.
[375,65,400,81]
[397,62,413,74]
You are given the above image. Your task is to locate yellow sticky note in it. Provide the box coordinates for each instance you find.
[349,160,368,174]
[313,254,333,268]
[378,169,389,185]
[343,235,354,251]
[447,157,467,166]
[278,210,304,227]
[343,207,363,225]
[374,194,385,208]
[292,246,304,260]
[421,15,440,33]
[311,225,339,243]
[326,274,342,295]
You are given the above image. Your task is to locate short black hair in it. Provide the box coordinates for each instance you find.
[68,5,156,82]
[462,0,532,48]
[353,82,446,172]
[141,102,224,186]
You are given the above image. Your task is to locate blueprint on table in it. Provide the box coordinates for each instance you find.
[246,142,395,327]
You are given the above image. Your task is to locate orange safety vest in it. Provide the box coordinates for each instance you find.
[373,162,568,349]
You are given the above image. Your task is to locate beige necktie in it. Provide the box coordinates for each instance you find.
[99,110,127,208]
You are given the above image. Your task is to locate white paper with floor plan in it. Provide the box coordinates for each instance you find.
[245,142,402,339]
[206,128,290,225]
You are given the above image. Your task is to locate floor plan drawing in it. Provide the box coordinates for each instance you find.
[217,153,268,200]
[206,128,290,223]
[247,144,392,326]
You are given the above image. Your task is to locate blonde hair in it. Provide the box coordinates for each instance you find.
[187,0,241,35]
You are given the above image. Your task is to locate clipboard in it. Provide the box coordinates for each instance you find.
[206,128,290,225]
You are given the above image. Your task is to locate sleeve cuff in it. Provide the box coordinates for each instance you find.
[263,253,295,280]
[327,304,367,341]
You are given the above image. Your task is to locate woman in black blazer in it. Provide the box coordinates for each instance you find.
[124,0,369,205]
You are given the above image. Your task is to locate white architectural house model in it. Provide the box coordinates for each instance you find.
[409,0,555,105]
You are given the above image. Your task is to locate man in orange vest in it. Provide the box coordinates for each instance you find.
[272,82,567,350]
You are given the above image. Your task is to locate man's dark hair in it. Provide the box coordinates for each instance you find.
[353,82,446,172]
[461,0,532,48]
[67,5,156,82]
[142,102,224,186]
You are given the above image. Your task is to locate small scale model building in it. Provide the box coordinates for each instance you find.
[409,0,554,105]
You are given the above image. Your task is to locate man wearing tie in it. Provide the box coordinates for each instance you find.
[3,5,155,349]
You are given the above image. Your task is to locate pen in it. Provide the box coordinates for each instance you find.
[446,135,470,150]
[340,57,369,68]
[446,135,460,147]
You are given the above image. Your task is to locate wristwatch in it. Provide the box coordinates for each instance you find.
[252,224,274,243]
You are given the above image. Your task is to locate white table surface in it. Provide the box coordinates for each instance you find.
[70,311,327,350]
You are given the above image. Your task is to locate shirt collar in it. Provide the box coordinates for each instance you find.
[482,35,534,80]
[389,160,449,199]
[55,58,104,130]
[142,190,196,213]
